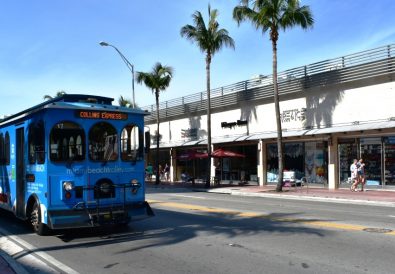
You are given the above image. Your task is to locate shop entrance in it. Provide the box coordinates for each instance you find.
[214,144,258,184]
[338,136,395,188]
[267,141,328,185]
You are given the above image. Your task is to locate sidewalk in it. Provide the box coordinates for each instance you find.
[147,181,395,207]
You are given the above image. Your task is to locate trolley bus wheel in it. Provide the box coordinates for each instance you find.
[30,201,49,236]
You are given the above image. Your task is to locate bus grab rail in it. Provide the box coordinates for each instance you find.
[72,182,142,210]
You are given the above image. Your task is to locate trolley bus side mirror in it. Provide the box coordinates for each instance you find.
[145,131,150,154]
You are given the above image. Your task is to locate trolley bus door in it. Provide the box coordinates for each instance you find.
[16,127,25,218]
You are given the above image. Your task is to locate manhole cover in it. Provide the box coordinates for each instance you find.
[363,228,393,233]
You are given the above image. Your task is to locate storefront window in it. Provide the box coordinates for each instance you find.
[304,141,328,184]
[267,142,304,183]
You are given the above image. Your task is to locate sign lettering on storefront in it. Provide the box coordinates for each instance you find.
[280,108,306,123]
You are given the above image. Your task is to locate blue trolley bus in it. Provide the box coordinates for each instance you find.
[0,94,153,235]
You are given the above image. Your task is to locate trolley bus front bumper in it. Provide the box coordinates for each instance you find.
[47,201,154,229]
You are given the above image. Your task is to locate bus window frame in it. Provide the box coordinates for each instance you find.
[28,120,46,165]
[88,121,118,162]
[49,121,86,163]
[0,133,4,165]
[5,132,10,165]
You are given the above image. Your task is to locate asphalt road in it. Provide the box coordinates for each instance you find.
[1,187,395,274]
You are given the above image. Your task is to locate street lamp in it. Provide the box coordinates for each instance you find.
[99,41,135,108]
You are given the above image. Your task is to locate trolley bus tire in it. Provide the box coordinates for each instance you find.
[30,201,49,236]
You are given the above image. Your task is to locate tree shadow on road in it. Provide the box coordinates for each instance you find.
[2,205,333,259]
[16,207,330,254]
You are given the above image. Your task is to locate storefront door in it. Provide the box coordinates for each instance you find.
[360,138,382,186]
[384,137,395,186]
[338,139,358,185]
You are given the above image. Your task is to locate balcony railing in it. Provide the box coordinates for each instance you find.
[142,44,395,124]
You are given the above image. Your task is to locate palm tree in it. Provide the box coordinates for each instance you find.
[136,62,173,185]
[43,90,66,100]
[233,0,313,192]
[181,5,235,187]
[118,95,132,107]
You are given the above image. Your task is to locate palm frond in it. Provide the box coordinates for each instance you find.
[181,4,235,57]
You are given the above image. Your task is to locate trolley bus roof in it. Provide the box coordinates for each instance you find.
[0,94,149,126]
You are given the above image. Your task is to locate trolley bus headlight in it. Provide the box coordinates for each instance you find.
[63,181,74,191]
[131,179,138,185]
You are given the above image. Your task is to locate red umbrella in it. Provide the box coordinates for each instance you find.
[177,150,208,160]
[212,148,245,158]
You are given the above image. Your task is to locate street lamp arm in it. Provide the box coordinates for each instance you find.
[100,41,136,108]
[109,45,134,73]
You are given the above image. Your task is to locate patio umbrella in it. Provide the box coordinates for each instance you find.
[212,148,245,158]
[211,148,245,182]
[177,150,208,160]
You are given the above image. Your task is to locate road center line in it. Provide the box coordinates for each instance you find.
[148,199,395,236]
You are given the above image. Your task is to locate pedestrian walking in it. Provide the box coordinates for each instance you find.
[350,159,359,191]
[357,158,366,191]
[164,163,170,182]
[146,163,153,181]
[158,164,164,181]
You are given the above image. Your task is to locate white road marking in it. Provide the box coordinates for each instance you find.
[0,227,79,274]
[170,194,207,200]
[389,215,395,218]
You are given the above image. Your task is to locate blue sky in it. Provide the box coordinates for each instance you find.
[1,0,395,115]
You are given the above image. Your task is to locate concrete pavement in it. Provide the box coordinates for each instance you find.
[2,182,395,274]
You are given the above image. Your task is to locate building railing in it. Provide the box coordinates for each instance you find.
[142,44,395,124]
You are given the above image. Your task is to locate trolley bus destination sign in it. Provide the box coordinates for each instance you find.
[76,110,128,120]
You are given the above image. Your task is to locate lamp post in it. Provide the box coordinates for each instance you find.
[99,41,135,108]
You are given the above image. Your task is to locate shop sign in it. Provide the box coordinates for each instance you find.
[221,120,248,129]
[280,108,306,123]
[384,136,395,144]
[360,137,382,145]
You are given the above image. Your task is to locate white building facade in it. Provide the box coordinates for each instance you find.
[143,44,395,189]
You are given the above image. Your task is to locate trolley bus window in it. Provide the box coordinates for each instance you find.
[89,122,118,162]
[0,133,4,164]
[121,124,140,161]
[28,120,45,164]
[5,132,10,165]
[50,121,85,162]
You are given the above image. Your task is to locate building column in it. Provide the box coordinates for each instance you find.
[257,140,266,186]
[170,148,175,182]
[328,136,339,190]
[210,144,216,186]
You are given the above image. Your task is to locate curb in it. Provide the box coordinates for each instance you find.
[0,249,29,274]
[203,188,395,207]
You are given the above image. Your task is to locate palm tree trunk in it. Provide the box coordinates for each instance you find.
[205,55,212,188]
[155,90,160,185]
[272,39,284,192]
